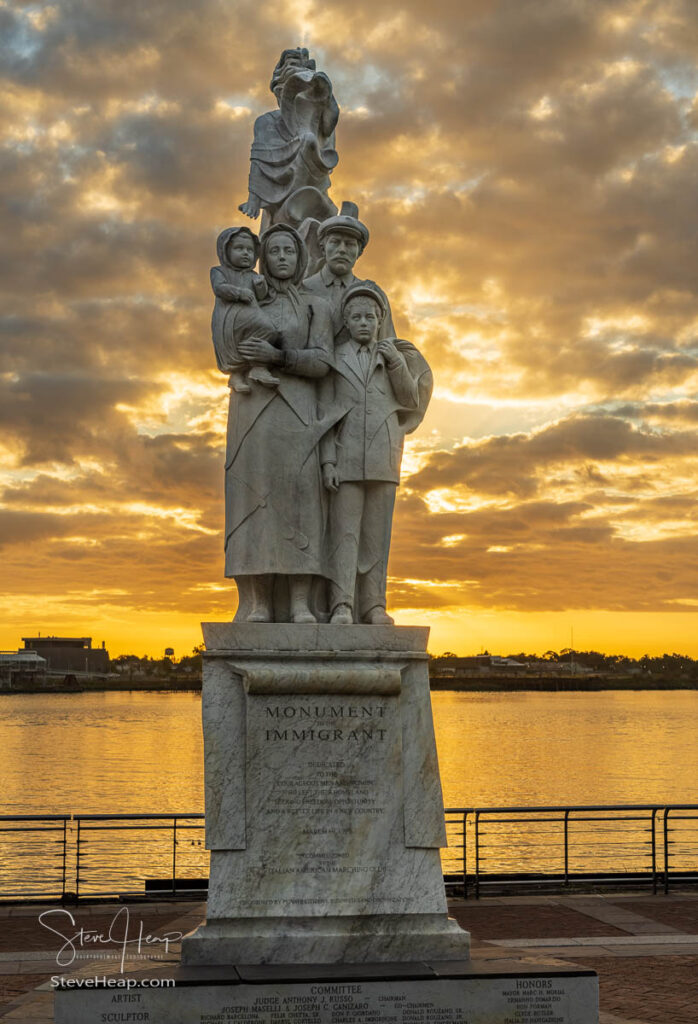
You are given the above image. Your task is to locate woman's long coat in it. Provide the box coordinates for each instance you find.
[223,288,334,579]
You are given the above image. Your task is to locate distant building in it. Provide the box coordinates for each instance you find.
[0,651,47,688]
[21,636,110,675]
[431,655,527,677]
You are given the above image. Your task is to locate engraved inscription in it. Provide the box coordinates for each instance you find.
[502,978,568,1023]
[264,703,388,743]
[233,694,405,914]
[56,974,598,1024]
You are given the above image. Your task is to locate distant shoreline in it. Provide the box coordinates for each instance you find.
[429,675,698,692]
[1,675,696,694]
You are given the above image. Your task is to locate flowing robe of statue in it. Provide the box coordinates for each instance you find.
[240,48,339,234]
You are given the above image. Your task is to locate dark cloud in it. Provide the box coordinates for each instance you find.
[387,491,698,614]
[614,399,698,422]
[409,412,698,496]
[0,373,157,464]
[0,509,79,548]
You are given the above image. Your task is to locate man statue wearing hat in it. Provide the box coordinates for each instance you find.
[319,284,432,625]
[304,202,395,342]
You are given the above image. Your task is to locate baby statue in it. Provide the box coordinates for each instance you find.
[210,226,279,392]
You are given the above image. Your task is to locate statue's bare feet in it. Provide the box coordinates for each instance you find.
[238,197,261,219]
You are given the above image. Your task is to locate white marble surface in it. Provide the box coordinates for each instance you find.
[208,688,445,918]
[184,914,470,966]
[183,623,468,964]
[201,622,430,653]
[202,657,246,850]
[56,969,599,1023]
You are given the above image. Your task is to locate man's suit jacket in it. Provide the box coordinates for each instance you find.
[303,265,395,343]
[319,341,419,484]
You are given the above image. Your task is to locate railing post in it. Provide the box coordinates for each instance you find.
[61,817,68,901]
[75,817,81,900]
[172,817,178,895]
[462,812,468,899]
[563,810,570,886]
[651,808,658,895]
[663,808,670,895]
[474,812,481,900]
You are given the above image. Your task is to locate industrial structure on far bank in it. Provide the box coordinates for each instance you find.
[0,635,110,688]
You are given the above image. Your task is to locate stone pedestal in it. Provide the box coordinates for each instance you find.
[181,623,469,965]
[54,959,600,1023]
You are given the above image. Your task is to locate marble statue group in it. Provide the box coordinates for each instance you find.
[211,47,432,626]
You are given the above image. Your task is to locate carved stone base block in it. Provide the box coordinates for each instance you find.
[54,959,600,1024]
[181,623,470,965]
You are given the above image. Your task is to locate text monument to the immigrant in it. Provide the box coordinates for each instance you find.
[56,46,599,1024]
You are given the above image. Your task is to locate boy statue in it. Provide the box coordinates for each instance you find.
[320,284,432,624]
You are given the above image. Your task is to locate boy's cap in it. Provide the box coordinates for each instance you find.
[318,201,369,250]
[341,283,387,317]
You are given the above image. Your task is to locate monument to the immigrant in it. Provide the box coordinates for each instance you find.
[186,42,465,964]
[56,47,598,1024]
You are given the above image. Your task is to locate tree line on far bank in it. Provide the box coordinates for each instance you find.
[109,647,698,682]
[111,646,203,678]
[431,650,698,679]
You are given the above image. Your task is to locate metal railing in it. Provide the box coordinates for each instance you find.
[0,815,69,899]
[443,804,698,897]
[664,805,698,895]
[0,805,695,901]
[74,814,207,900]
[0,813,206,901]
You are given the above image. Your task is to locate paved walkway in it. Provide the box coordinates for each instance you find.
[449,893,698,1024]
[0,892,695,1022]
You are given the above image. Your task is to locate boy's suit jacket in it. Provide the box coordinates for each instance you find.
[319,341,420,483]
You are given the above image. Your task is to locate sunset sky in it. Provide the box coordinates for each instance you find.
[1,0,697,658]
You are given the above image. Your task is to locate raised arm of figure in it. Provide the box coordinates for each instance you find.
[211,267,254,304]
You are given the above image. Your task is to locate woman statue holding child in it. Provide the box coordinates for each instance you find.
[211,223,336,623]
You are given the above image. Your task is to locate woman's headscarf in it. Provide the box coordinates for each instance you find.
[216,226,261,269]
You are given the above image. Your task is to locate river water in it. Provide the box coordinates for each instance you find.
[1,689,696,814]
[0,690,695,894]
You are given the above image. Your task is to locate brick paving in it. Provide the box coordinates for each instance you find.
[0,902,196,1020]
[0,893,696,1021]
[573,955,697,1024]
[449,902,629,940]
[619,898,698,934]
